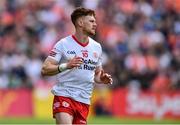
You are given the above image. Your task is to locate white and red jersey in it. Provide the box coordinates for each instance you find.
[48,35,102,104]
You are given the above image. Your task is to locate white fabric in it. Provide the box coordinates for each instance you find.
[49,35,102,104]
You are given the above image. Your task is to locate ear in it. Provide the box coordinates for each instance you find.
[77,18,84,27]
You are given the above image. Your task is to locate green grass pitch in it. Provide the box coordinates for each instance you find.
[0,116,180,124]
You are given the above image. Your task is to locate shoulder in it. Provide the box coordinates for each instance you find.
[56,35,71,44]
[54,35,72,46]
[88,37,102,49]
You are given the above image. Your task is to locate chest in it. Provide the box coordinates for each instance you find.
[62,45,100,63]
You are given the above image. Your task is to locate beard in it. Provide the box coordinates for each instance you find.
[85,29,96,36]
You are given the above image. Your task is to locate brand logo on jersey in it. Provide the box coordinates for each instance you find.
[83,59,97,65]
[81,50,88,58]
[67,51,76,55]
[62,101,70,107]
[77,59,97,70]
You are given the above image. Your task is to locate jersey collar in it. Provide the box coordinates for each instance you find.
[72,35,89,47]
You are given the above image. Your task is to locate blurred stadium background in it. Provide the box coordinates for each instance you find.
[0,0,180,124]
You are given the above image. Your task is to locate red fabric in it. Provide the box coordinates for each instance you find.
[53,96,89,124]
[72,35,89,47]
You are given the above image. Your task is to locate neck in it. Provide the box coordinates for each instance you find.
[74,29,88,43]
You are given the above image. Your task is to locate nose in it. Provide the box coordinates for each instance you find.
[93,22,97,28]
[94,22,97,26]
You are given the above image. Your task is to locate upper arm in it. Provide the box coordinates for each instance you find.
[48,40,64,62]
[96,43,103,67]
[43,57,59,66]
[41,57,59,72]
[41,40,64,76]
[41,57,60,76]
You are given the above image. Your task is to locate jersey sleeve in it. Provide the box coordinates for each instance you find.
[96,44,102,67]
[48,40,63,62]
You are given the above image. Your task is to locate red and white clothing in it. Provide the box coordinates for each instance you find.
[49,35,102,105]
[53,96,89,124]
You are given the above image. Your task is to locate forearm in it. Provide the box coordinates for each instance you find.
[41,56,82,76]
[94,70,102,83]
[41,64,59,76]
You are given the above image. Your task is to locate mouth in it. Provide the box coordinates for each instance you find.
[93,26,97,29]
[92,28,96,31]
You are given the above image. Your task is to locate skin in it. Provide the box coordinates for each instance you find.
[41,14,112,125]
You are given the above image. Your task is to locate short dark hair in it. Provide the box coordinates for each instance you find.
[71,7,95,26]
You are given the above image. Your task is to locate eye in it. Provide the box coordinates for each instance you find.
[90,20,96,23]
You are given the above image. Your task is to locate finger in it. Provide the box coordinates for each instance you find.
[77,59,83,63]
[72,56,82,62]
[72,59,83,63]
[74,58,83,63]
[109,78,113,84]
[104,73,110,77]
[74,57,83,60]
[75,60,83,64]
[105,77,113,84]
[103,74,112,79]
[74,61,83,65]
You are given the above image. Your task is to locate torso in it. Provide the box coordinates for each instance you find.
[49,35,102,104]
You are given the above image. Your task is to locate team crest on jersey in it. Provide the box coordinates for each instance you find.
[62,101,70,107]
[81,50,88,58]
[93,52,98,58]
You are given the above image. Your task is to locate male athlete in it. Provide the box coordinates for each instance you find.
[41,7,112,124]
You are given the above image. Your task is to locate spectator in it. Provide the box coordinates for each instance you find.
[0,0,179,93]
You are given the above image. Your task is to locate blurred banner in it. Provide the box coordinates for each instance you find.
[33,82,53,119]
[1,87,180,120]
[111,88,180,120]
[0,89,33,117]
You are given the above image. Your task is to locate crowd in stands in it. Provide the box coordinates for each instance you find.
[0,0,179,91]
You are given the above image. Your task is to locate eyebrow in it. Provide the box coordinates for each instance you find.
[89,19,96,22]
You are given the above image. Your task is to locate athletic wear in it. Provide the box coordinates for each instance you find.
[53,96,89,124]
[49,35,102,104]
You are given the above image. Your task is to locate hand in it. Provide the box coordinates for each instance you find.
[100,70,113,84]
[67,56,83,69]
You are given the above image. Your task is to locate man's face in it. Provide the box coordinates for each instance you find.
[81,15,97,35]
